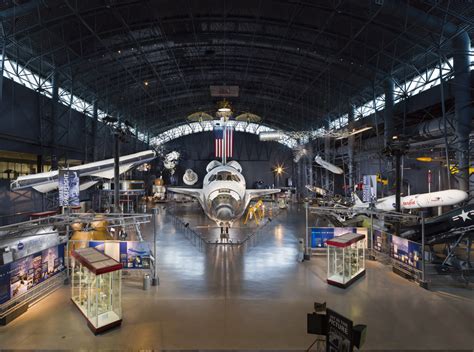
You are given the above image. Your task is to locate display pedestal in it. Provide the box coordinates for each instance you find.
[71,248,123,334]
[326,233,366,289]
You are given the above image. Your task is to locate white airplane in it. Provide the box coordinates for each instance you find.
[314,155,343,175]
[10,150,157,193]
[353,189,468,212]
[168,160,280,238]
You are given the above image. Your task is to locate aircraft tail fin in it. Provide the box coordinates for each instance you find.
[352,193,364,206]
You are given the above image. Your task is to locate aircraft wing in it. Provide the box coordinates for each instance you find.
[11,150,156,193]
[167,188,204,201]
[246,189,281,200]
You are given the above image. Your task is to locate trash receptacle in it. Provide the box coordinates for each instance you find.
[143,274,151,290]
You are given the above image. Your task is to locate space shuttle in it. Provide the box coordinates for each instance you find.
[10,150,157,193]
[352,189,468,212]
[168,160,280,236]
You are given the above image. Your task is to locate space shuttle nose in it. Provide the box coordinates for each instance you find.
[216,207,234,221]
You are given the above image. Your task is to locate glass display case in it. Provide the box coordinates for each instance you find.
[327,233,366,288]
[71,247,123,334]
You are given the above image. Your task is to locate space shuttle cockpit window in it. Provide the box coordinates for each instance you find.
[216,171,233,181]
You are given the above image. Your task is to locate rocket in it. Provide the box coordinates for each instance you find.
[353,189,468,212]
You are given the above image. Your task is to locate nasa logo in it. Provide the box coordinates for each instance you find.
[17,242,24,251]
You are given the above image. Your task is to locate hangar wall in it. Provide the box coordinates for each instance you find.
[163,132,294,188]
[0,77,150,222]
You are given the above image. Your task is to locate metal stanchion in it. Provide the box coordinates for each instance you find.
[151,208,159,286]
[369,213,375,260]
[304,202,310,260]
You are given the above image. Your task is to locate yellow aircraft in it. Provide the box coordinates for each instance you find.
[376,174,388,186]
[243,200,265,225]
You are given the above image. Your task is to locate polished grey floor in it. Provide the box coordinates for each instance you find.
[0,203,473,350]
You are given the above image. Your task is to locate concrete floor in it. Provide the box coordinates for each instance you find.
[0,203,473,350]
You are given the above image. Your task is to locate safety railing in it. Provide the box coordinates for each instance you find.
[166,202,283,252]
[0,271,66,321]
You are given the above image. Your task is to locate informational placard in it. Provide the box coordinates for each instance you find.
[373,230,387,253]
[311,227,368,248]
[326,308,353,352]
[58,170,80,206]
[390,235,422,270]
[362,175,377,203]
[0,243,65,304]
[88,241,151,269]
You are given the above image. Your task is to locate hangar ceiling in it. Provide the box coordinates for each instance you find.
[1,0,474,135]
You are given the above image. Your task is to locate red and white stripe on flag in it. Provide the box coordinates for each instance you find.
[214,126,233,158]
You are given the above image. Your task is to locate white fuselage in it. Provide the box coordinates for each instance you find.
[314,156,343,175]
[201,165,248,227]
[354,189,468,211]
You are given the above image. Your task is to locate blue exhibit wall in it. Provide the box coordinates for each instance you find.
[163,131,295,188]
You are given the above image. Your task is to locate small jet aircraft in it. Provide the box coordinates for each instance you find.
[314,155,343,175]
[10,150,157,193]
[168,160,280,239]
[352,189,468,212]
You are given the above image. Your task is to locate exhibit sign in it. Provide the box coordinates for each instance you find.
[390,235,422,270]
[326,308,353,352]
[0,243,65,304]
[311,227,368,248]
[58,170,80,206]
[362,175,377,203]
[373,230,388,252]
[88,241,151,269]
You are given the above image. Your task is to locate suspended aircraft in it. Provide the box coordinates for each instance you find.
[10,150,157,193]
[352,189,468,212]
[314,155,343,175]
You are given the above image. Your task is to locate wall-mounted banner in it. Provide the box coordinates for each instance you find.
[326,308,353,352]
[0,244,65,304]
[311,227,368,248]
[362,175,377,203]
[58,170,80,206]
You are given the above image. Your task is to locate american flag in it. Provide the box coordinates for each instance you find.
[214,125,234,158]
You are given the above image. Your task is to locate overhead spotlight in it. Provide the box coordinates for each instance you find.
[144,81,149,86]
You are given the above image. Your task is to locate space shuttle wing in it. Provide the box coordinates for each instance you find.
[168,188,204,201]
[246,189,281,200]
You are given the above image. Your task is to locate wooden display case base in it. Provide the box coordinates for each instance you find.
[327,269,366,289]
[88,319,122,335]
[72,299,122,335]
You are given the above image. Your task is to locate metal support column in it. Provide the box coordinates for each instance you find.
[152,207,159,286]
[347,104,355,193]
[453,32,472,193]
[384,78,394,147]
[113,133,121,213]
[0,38,5,101]
[420,212,428,289]
[51,71,59,170]
[304,201,310,260]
